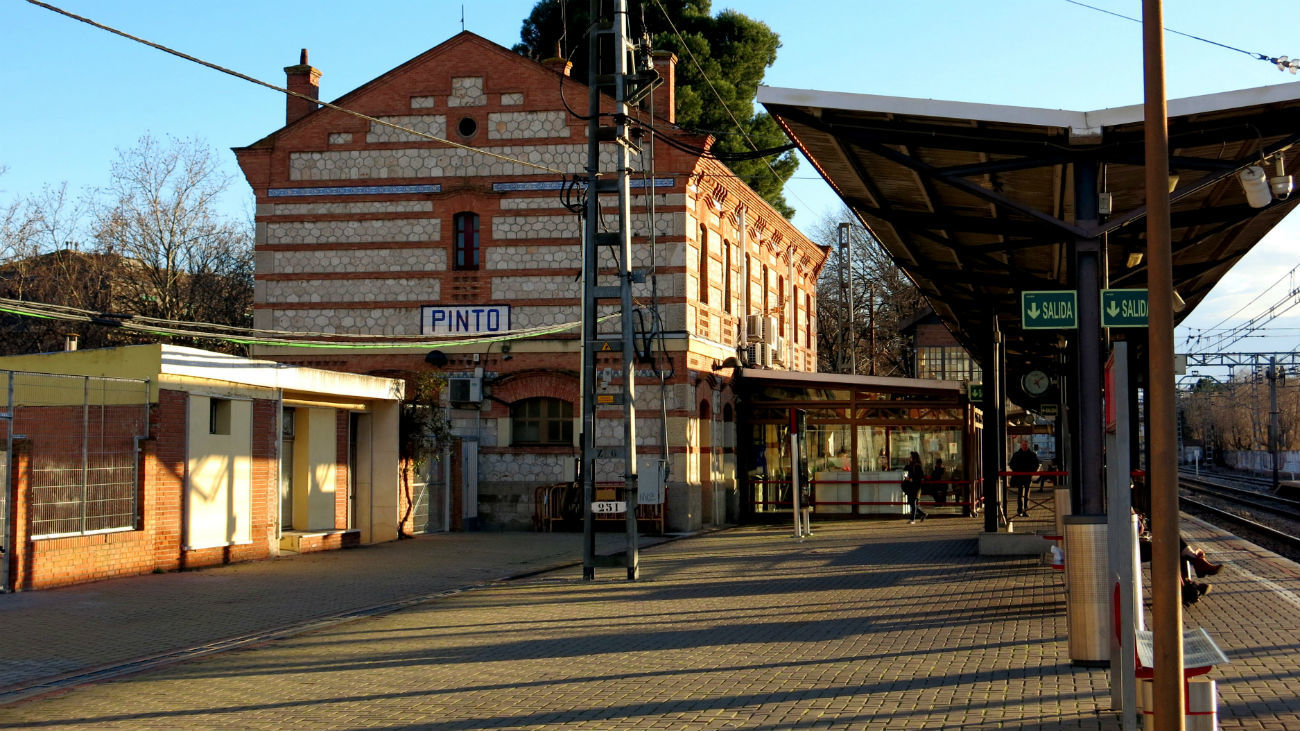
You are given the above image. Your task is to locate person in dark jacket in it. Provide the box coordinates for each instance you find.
[903,451,926,524]
[1008,440,1040,517]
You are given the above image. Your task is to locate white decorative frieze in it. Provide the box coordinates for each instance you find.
[488,111,570,139]
[448,77,485,107]
[265,278,439,304]
[411,96,437,109]
[500,93,524,106]
[266,307,419,335]
[492,275,581,300]
[289,144,612,181]
[485,245,582,270]
[263,247,446,275]
[328,133,353,145]
[367,115,448,144]
[266,218,440,245]
[491,215,580,240]
[499,197,565,211]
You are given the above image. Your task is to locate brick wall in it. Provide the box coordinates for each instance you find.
[8,389,282,591]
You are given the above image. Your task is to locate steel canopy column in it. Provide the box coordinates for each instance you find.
[981,316,1004,533]
[1073,159,1105,516]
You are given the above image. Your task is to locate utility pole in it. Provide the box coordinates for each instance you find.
[1269,356,1281,492]
[581,0,655,581]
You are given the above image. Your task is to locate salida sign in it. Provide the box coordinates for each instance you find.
[1021,291,1078,329]
[1101,289,1148,328]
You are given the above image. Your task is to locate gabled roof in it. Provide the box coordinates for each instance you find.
[237,32,563,150]
[760,83,1300,375]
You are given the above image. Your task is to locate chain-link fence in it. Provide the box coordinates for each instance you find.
[1,371,150,540]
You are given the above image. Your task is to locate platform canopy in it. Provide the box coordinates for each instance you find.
[760,83,1300,380]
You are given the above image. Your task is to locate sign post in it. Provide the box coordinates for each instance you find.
[1021,291,1078,329]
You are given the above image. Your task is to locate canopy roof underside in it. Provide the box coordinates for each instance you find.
[761,83,1300,376]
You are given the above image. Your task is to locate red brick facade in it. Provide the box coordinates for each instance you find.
[235,33,828,532]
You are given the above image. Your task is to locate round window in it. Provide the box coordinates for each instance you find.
[457,117,477,137]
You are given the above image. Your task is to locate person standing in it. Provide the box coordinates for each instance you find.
[904,451,926,524]
[1008,439,1040,517]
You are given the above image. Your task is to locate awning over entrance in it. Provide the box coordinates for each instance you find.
[759,83,1300,383]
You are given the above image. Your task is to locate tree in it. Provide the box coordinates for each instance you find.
[813,208,924,375]
[92,135,253,330]
[514,0,799,216]
[0,136,253,356]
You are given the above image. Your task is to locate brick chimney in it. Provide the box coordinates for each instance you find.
[650,50,677,124]
[284,48,321,125]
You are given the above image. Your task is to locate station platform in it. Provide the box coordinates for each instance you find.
[0,507,1297,729]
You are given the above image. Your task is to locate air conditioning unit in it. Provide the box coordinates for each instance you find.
[745,314,764,343]
[745,343,771,368]
[447,376,482,404]
[763,316,779,346]
[771,337,785,366]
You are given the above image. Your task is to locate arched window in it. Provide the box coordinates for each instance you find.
[511,397,574,445]
[453,212,480,270]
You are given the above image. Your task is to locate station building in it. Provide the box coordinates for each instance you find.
[0,344,403,591]
[234,33,828,533]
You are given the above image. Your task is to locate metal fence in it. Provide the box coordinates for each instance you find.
[1,371,151,539]
[409,446,450,534]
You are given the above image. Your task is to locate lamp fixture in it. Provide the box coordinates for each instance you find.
[1126,249,1144,268]
[1172,289,1186,313]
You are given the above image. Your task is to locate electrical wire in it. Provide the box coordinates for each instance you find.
[645,0,813,213]
[1185,260,1300,339]
[1064,0,1300,72]
[24,0,572,176]
[0,297,609,349]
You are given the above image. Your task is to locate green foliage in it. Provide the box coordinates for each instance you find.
[515,0,798,216]
[399,371,454,465]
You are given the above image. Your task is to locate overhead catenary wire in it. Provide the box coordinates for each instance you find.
[1064,0,1300,72]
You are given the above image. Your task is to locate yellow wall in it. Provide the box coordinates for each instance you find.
[292,407,338,531]
[186,395,253,549]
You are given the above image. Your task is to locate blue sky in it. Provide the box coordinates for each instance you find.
[3,0,1299,373]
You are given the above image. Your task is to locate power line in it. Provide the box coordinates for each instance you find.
[23,0,572,176]
[1064,0,1300,73]
[0,296,605,349]
[644,0,812,214]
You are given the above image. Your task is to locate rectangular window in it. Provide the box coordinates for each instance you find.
[210,398,232,435]
[723,240,733,314]
[698,225,709,305]
[454,212,480,270]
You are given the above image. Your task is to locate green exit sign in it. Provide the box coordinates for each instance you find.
[1101,289,1149,328]
[969,383,983,402]
[1022,291,1078,329]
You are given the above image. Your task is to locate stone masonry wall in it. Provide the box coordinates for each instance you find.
[267,219,440,245]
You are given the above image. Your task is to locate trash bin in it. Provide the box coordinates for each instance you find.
[1138,676,1218,730]
[1065,515,1109,665]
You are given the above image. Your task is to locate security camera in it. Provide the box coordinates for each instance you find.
[1270,174,1293,201]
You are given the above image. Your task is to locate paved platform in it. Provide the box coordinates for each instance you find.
[0,513,1296,730]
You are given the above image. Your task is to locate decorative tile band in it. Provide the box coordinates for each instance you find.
[492,178,675,192]
[267,184,442,198]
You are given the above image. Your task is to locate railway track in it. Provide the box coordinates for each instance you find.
[1178,470,1300,561]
